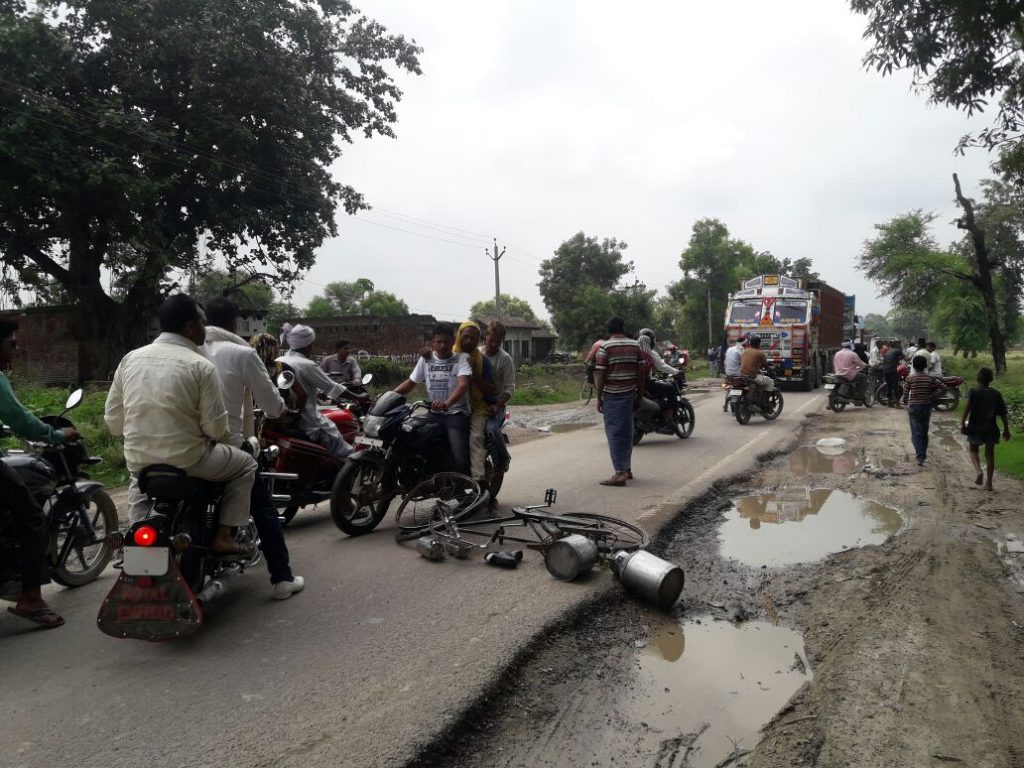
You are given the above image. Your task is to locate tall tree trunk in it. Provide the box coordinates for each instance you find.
[953,174,1008,375]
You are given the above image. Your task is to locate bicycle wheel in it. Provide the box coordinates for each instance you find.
[547,512,649,555]
[394,473,483,542]
[580,379,595,405]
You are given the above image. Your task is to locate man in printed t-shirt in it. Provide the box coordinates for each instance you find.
[394,322,472,474]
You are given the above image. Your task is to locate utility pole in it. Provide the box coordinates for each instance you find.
[488,238,506,319]
[706,289,713,350]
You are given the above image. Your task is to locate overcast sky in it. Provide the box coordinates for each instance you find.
[295,0,996,328]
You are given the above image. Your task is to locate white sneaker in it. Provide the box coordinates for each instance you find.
[272,576,305,600]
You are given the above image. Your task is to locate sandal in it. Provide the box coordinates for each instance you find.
[7,605,65,629]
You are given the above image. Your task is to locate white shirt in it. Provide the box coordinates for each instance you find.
[724,345,743,376]
[929,350,943,376]
[204,326,285,447]
[409,353,472,413]
[278,349,347,434]
[105,333,228,472]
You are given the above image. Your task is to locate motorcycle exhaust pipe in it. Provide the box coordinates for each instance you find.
[195,571,236,605]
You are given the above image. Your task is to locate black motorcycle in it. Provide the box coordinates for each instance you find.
[823,371,876,411]
[1,389,117,595]
[632,372,696,445]
[330,393,506,536]
[725,373,785,425]
[97,442,277,642]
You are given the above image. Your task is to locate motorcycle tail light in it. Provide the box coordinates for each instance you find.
[132,525,159,547]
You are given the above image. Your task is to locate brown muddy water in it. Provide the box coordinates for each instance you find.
[719,489,903,567]
[787,444,898,474]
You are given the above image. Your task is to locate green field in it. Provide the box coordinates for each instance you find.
[945,351,1024,481]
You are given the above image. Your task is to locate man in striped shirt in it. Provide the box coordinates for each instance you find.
[901,355,943,465]
[594,316,646,486]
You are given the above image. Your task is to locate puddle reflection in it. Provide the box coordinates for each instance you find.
[635,619,810,768]
[549,423,593,433]
[788,445,898,474]
[720,489,903,566]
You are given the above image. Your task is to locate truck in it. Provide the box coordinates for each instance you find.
[723,274,850,390]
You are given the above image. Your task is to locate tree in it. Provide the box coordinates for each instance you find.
[537,232,655,350]
[304,296,336,319]
[851,0,1024,151]
[361,291,409,317]
[470,294,541,323]
[929,281,990,357]
[861,312,892,338]
[193,269,273,309]
[0,0,421,376]
[303,278,409,317]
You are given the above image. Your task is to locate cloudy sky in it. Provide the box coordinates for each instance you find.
[296,0,995,326]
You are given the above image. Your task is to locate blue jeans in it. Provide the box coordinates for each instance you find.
[249,475,293,584]
[602,392,635,473]
[908,404,931,461]
[486,407,511,469]
[430,411,470,475]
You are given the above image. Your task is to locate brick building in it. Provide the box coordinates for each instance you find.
[0,305,101,385]
[299,314,438,358]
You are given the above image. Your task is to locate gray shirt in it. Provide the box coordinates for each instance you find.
[278,349,346,434]
[724,345,743,376]
[485,347,516,403]
[320,355,362,385]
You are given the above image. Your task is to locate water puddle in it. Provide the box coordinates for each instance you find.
[933,428,964,453]
[630,618,811,767]
[788,445,898,474]
[548,422,593,433]
[720,488,903,567]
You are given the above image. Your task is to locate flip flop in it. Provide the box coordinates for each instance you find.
[7,606,65,629]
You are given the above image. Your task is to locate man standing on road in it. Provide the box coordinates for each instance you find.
[926,341,943,376]
[204,297,305,600]
[483,321,515,473]
[882,342,904,406]
[320,339,362,386]
[0,320,78,629]
[105,294,256,554]
[594,317,645,487]
[452,321,495,489]
[901,355,943,466]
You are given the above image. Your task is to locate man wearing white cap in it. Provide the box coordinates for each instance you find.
[278,324,354,461]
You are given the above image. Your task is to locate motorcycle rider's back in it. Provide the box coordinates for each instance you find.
[105,295,256,553]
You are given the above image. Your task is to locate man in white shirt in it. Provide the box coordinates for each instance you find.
[204,297,304,600]
[278,325,354,462]
[105,294,256,555]
[483,321,515,471]
[926,341,943,376]
[394,322,472,474]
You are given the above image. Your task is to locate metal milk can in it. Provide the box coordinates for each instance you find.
[611,550,684,609]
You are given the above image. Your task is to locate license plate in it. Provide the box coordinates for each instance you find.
[122,546,169,576]
[356,436,383,448]
[824,383,835,390]
[728,390,743,396]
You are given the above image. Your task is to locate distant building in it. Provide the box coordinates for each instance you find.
[471,315,557,364]
[0,305,102,385]
[299,314,437,358]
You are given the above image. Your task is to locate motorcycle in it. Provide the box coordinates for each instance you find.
[97,439,284,642]
[725,373,785,425]
[874,364,964,411]
[329,393,507,537]
[823,372,876,411]
[260,372,374,525]
[1,389,117,595]
[633,372,696,445]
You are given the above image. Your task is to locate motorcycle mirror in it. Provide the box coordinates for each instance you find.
[64,388,84,411]
[276,371,295,390]
[361,373,373,385]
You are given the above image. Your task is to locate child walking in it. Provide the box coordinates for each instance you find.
[960,367,1011,491]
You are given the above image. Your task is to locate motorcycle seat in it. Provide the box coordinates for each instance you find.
[138,465,218,501]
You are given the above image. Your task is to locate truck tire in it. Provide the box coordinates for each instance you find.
[801,365,814,391]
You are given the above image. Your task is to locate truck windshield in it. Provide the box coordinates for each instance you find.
[729,302,761,324]
[772,302,808,323]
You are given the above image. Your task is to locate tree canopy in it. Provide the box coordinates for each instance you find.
[303,278,409,318]
[469,294,542,324]
[851,0,1024,151]
[192,269,273,310]
[537,232,655,350]
[0,0,421,375]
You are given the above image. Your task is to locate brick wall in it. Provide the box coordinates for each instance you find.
[300,314,437,358]
[0,306,98,385]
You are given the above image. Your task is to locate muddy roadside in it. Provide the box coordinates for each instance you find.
[407,405,1024,768]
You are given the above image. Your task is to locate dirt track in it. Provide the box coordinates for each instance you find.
[412,402,1024,768]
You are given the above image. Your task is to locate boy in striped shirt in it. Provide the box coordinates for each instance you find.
[901,355,943,465]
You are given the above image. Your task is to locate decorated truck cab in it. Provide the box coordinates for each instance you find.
[724,275,848,390]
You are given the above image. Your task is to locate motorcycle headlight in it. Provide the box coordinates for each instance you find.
[363,415,385,438]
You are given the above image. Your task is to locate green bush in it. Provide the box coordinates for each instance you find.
[359,357,410,387]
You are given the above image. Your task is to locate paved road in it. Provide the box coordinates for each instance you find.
[1,388,824,768]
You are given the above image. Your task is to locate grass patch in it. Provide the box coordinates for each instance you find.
[2,378,129,488]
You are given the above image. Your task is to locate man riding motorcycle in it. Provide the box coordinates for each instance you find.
[637,328,680,423]
[831,340,868,403]
[0,320,78,629]
[739,335,775,396]
[105,294,256,555]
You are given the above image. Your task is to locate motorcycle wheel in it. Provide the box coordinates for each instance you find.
[330,461,391,536]
[278,506,299,526]
[50,489,118,587]
[735,401,751,425]
[864,382,876,408]
[674,401,695,438]
[934,388,960,412]
[485,456,505,501]
[764,390,784,420]
[632,426,645,445]
[829,394,846,413]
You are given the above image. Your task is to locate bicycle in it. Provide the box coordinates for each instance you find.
[580,363,597,405]
[394,477,649,560]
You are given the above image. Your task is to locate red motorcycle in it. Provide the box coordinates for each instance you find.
[875,364,964,411]
[260,373,374,525]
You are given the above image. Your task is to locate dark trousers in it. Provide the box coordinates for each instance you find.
[884,370,900,402]
[646,378,677,406]
[430,411,470,475]
[249,475,293,584]
[0,461,51,589]
[908,404,932,461]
